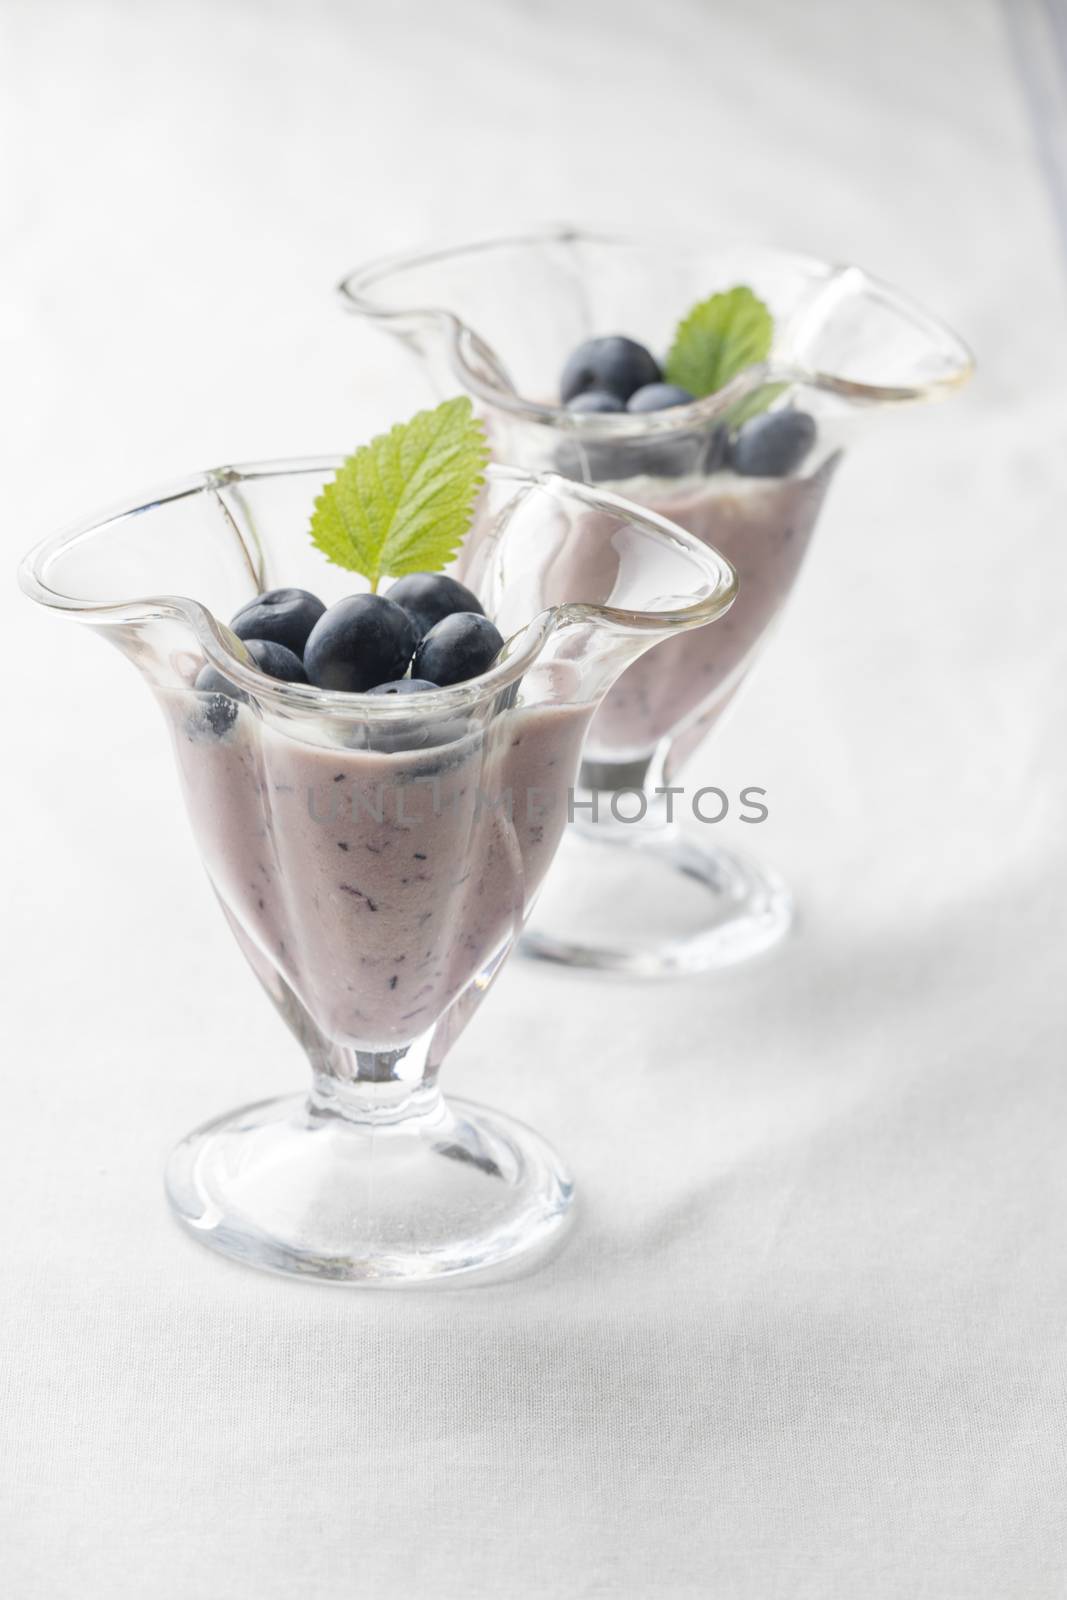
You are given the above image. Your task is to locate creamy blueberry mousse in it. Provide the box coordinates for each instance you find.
[168,574,588,1051]
[162,401,598,1051]
[554,314,836,765]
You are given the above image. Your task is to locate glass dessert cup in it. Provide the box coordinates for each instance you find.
[339,227,974,975]
[19,461,736,1285]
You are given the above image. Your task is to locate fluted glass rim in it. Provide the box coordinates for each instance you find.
[337,222,975,427]
[17,458,739,721]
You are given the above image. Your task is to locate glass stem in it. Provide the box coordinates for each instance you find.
[574,744,677,842]
[309,1027,442,1126]
[578,754,653,793]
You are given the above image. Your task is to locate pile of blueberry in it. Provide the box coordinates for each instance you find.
[194,574,504,723]
[558,334,816,479]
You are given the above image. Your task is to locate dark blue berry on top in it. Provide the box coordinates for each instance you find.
[412,612,505,688]
[230,587,326,656]
[560,336,661,404]
[565,390,625,414]
[730,410,816,477]
[304,594,418,692]
[626,383,695,412]
[243,638,308,683]
[386,572,484,639]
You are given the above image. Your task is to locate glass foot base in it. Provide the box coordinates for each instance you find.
[520,823,793,976]
[165,1088,574,1286]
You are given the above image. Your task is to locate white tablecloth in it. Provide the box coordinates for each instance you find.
[4,1,1067,1595]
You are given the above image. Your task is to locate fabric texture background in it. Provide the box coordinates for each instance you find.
[3,1,1066,1595]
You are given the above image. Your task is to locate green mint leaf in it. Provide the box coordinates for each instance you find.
[310,397,490,591]
[664,285,774,398]
[724,380,788,428]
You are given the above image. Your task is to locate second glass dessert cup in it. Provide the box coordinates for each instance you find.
[19,462,736,1285]
[339,227,974,975]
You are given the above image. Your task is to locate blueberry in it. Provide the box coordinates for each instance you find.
[565,390,625,414]
[230,587,325,656]
[243,638,308,683]
[304,594,418,692]
[190,637,307,737]
[193,662,243,736]
[560,336,661,403]
[195,662,238,697]
[385,572,484,639]
[412,612,505,688]
[730,410,817,477]
[367,678,438,695]
[197,697,238,737]
[626,383,695,412]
